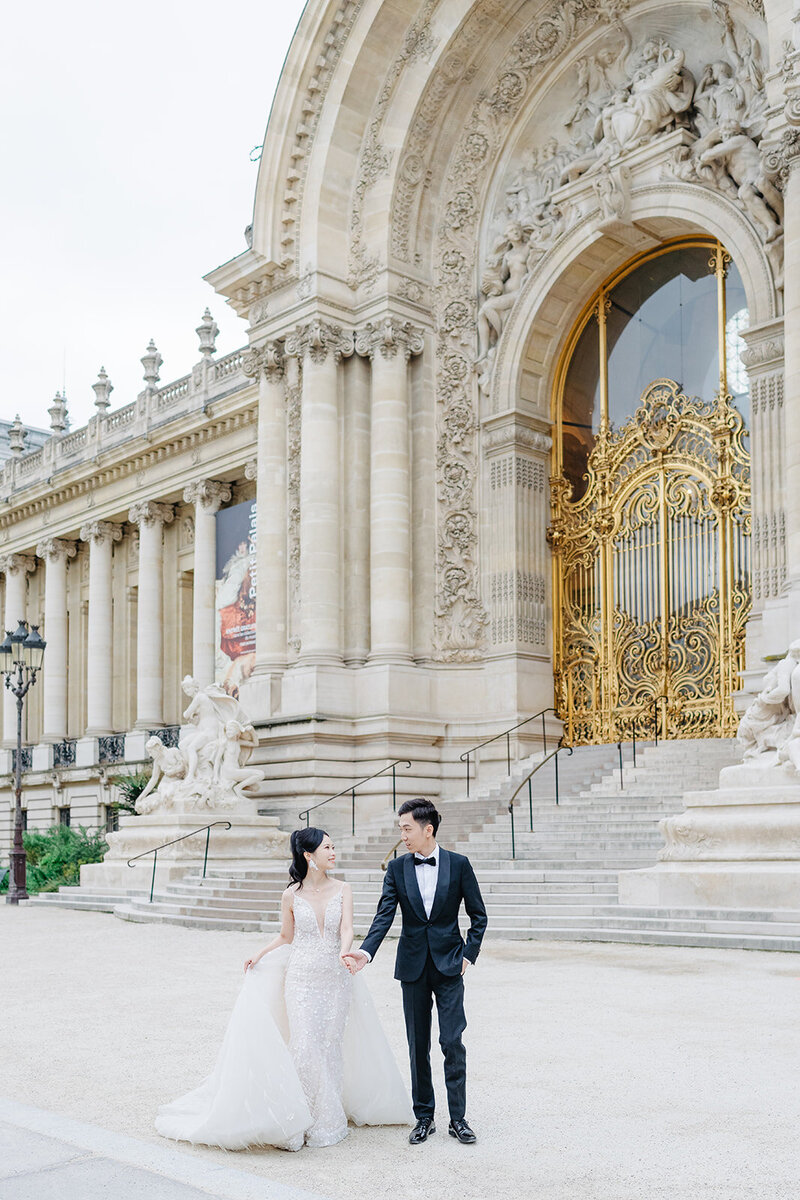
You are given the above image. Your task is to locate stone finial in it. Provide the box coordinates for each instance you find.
[92,366,114,412]
[141,339,163,391]
[196,309,219,359]
[48,392,69,434]
[8,415,27,456]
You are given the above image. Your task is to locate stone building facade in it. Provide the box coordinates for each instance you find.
[2,0,799,850]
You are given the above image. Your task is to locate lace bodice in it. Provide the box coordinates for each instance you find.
[291,890,343,954]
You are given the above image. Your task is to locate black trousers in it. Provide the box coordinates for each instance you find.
[401,952,467,1123]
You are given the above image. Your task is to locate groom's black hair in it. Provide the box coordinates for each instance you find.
[397,798,441,835]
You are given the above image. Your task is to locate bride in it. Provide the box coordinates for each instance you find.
[156,828,411,1151]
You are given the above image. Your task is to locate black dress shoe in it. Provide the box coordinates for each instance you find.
[409,1117,435,1144]
[448,1118,476,1144]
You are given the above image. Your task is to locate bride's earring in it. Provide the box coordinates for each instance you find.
[308,858,318,871]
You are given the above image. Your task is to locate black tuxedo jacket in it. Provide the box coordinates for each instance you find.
[360,847,488,982]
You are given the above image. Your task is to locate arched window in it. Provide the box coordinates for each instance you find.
[556,239,749,500]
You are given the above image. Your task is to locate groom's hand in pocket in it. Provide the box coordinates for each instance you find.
[461,958,471,976]
[342,949,369,974]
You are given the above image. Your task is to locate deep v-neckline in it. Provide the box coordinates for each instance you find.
[295,889,341,939]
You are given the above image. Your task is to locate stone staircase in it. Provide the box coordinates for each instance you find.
[30,738,800,950]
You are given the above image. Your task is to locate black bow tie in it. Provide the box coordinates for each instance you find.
[414,856,436,866]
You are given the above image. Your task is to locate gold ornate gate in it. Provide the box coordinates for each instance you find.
[549,379,750,744]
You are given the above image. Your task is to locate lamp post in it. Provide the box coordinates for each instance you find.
[1,620,46,904]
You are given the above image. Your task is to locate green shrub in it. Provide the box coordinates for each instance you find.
[109,770,151,814]
[20,824,108,892]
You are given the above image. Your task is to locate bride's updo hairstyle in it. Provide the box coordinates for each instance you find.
[289,827,328,889]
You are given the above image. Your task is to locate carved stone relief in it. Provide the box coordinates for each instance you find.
[348,0,440,292]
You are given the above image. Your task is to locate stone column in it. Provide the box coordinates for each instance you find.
[356,319,423,662]
[182,480,231,687]
[79,522,123,736]
[129,502,174,727]
[766,116,800,625]
[285,321,353,664]
[242,341,288,671]
[36,539,77,742]
[0,554,36,744]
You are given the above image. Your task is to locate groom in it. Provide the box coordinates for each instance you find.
[342,798,487,1145]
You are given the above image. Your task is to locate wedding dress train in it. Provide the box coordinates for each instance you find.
[155,890,411,1151]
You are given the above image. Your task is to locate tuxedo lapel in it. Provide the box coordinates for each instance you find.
[428,847,451,924]
[403,851,428,923]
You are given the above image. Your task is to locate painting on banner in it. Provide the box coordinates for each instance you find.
[215,500,257,696]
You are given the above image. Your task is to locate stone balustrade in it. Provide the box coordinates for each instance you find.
[0,345,248,500]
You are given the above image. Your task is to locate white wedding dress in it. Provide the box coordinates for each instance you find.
[156,889,411,1151]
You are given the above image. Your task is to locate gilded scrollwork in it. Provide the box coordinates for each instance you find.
[550,380,751,744]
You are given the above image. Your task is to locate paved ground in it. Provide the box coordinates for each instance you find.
[1,906,799,1200]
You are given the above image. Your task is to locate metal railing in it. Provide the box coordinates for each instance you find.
[505,731,647,859]
[459,707,557,796]
[298,760,411,836]
[381,838,404,871]
[127,820,232,903]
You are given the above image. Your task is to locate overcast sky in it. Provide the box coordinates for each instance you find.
[1,0,308,432]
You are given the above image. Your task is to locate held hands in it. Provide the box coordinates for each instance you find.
[341,949,369,975]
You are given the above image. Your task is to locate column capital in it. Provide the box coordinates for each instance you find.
[128,501,175,528]
[285,319,354,365]
[0,553,36,577]
[244,459,257,482]
[242,340,284,382]
[79,520,124,546]
[182,479,232,513]
[36,538,78,564]
[355,318,424,362]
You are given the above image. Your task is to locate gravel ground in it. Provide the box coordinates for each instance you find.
[2,906,799,1200]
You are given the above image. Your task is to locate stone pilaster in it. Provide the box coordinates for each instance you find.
[0,554,36,744]
[129,501,174,727]
[285,320,353,663]
[36,538,77,742]
[79,522,123,736]
[242,341,288,672]
[356,319,424,662]
[765,111,800,626]
[182,480,232,687]
[481,417,551,652]
[740,322,785,609]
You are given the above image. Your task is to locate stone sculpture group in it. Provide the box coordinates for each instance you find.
[737,642,800,775]
[476,0,777,389]
[136,676,265,813]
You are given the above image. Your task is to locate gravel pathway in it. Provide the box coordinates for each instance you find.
[2,906,798,1200]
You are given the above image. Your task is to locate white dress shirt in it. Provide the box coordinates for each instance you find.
[414,843,440,919]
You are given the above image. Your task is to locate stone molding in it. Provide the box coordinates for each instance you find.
[354,318,424,361]
[285,320,354,365]
[79,522,123,547]
[128,502,175,529]
[0,553,36,577]
[182,480,232,513]
[36,538,78,564]
[482,416,552,457]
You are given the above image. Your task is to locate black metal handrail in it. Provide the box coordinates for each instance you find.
[459,707,557,796]
[505,732,644,859]
[127,820,232,903]
[381,838,404,871]
[298,760,411,836]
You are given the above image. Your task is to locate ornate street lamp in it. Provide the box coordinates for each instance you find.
[0,620,46,904]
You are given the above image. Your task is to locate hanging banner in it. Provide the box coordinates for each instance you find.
[215,499,257,696]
